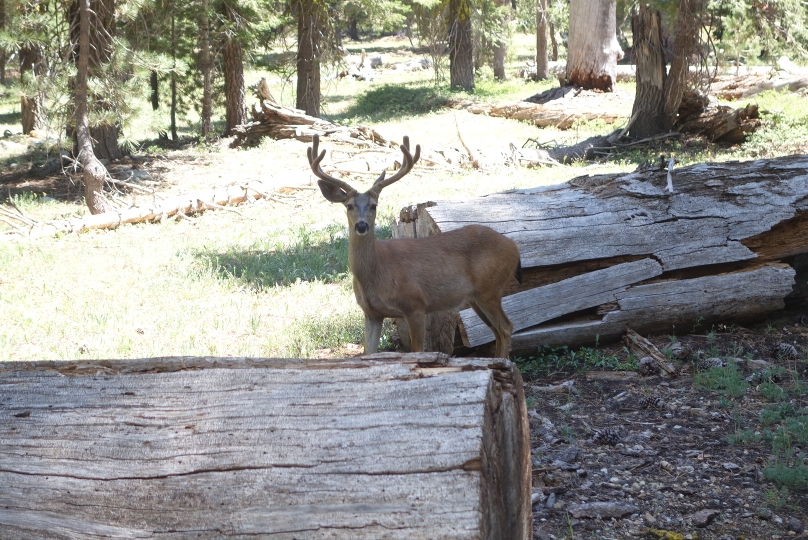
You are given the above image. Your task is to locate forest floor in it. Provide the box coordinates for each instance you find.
[525,312,808,540]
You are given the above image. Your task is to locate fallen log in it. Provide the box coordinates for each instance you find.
[230,99,395,148]
[0,353,532,539]
[392,154,808,354]
[1,180,279,240]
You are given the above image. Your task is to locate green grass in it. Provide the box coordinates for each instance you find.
[515,342,637,379]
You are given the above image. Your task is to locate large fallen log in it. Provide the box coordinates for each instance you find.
[392,154,808,354]
[0,353,532,539]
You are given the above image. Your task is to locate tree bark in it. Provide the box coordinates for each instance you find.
[149,71,159,110]
[393,154,808,354]
[0,354,533,540]
[629,0,699,139]
[0,0,7,85]
[19,45,46,134]
[199,3,213,137]
[449,0,474,91]
[296,0,322,117]
[628,6,668,138]
[221,2,247,135]
[73,0,113,215]
[565,0,621,91]
[492,0,511,80]
[69,0,124,161]
[535,0,549,79]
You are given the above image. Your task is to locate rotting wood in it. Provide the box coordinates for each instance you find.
[622,327,678,377]
[0,353,532,540]
[393,154,808,353]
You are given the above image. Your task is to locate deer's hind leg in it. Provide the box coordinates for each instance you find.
[470,295,513,359]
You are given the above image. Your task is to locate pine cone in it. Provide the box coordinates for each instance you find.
[747,368,783,384]
[639,396,666,410]
[695,357,725,370]
[773,343,800,361]
[638,357,659,376]
[592,428,622,446]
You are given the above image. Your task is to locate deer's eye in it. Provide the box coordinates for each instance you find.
[370,204,377,211]
[345,204,354,211]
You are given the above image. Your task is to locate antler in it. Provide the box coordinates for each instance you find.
[307,134,356,195]
[370,136,421,195]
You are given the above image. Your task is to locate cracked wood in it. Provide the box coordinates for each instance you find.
[0,354,532,539]
[393,155,808,352]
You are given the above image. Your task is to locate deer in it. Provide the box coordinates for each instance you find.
[308,134,522,358]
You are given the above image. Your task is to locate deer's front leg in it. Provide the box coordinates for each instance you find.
[364,314,384,354]
[405,312,426,352]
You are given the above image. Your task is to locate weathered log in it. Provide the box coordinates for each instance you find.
[230,99,395,148]
[392,154,808,354]
[1,180,278,240]
[0,353,532,539]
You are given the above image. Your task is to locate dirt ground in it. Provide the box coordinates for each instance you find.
[526,310,808,540]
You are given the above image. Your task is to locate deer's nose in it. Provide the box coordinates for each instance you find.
[355,222,369,235]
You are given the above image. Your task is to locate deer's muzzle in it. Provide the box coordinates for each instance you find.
[355,221,370,235]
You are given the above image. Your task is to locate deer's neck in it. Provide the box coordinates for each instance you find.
[348,231,382,282]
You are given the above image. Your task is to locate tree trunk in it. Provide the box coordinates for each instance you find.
[296,0,322,117]
[199,2,213,137]
[629,0,699,139]
[69,0,124,161]
[0,0,6,85]
[628,6,668,138]
[19,45,46,134]
[535,0,549,79]
[73,0,112,215]
[549,21,558,61]
[492,0,510,80]
[0,354,533,540]
[565,0,621,91]
[221,2,247,135]
[449,0,474,91]
[348,17,359,41]
[393,154,808,354]
[149,71,159,110]
[170,3,178,141]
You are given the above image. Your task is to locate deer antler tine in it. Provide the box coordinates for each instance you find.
[307,135,356,194]
[371,136,421,193]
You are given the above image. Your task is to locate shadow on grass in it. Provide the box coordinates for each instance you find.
[331,83,449,123]
[196,225,352,290]
[0,110,21,126]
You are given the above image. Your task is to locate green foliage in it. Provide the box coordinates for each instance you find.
[334,83,449,122]
[764,459,808,491]
[693,361,749,399]
[727,428,762,446]
[515,341,637,379]
[760,402,797,425]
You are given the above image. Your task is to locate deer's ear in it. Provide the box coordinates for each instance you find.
[318,180,350,203]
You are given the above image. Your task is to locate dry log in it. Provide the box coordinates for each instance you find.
[0,353,532,539]
[466,87,631,129]
[1,180,279,240]
[230,99,395,148]
[392,154,808,353]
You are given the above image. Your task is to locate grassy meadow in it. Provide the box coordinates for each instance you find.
[1,33,807,362]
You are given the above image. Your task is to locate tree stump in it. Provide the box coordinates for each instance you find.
[393,154,808,354]
[0,354,532,539]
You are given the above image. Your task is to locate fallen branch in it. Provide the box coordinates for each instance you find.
[1,180,280,240]
[622,328,678,377]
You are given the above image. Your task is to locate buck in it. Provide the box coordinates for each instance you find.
[308,135,522,358]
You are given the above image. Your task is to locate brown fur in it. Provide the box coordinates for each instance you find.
[310,135,521,358]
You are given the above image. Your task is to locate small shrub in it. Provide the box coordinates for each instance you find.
[694,361,749,399]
